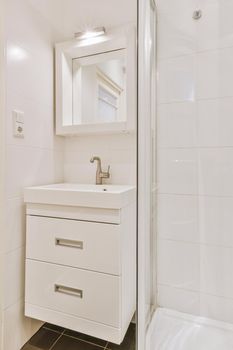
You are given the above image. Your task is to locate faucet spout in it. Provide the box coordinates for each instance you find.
[90,156,101,164]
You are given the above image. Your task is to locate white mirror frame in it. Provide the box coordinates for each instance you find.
[55,26,136,136]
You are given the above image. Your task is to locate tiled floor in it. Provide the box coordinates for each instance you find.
[21,322,136,350]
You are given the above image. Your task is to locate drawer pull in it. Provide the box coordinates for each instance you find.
[54,284,83,298]
[55,238,83,250]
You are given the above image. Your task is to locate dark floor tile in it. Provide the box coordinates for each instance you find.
[43,323,65,333]
[21,344,41,350]
[52,335,104,350]
[107,323,136,350]
[28,328,61,350]
[64,329,107,347]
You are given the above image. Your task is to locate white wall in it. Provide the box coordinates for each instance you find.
[64,134,136,185]
[2,0,64,349]
[157,0,233,325]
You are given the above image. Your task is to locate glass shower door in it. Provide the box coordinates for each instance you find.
[137,0,157,349]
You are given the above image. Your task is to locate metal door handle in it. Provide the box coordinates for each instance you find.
[54,284,83,298]
[55,238,83,250]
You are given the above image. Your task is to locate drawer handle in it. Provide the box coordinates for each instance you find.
[55,238,83,250]
[54,284,83,298]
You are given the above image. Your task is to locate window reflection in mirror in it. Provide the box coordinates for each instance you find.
[72,49,126,125]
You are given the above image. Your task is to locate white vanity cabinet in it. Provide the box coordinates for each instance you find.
[24,184,136,345]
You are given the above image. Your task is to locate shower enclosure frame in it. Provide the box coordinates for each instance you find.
[0,0,6,348]
[137,0,157,349]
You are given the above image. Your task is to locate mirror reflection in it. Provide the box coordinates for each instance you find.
[72,49,126,125]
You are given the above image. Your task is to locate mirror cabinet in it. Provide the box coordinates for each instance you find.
[55,27,136,135]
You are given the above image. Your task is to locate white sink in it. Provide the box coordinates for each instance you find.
[24,183,136,209]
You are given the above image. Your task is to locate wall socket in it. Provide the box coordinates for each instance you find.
[13,110,24,138]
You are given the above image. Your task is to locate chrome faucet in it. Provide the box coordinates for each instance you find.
[90,156,110,185]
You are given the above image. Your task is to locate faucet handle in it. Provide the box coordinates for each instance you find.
[101,165,110,179]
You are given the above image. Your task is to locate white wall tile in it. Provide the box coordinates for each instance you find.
[158,284,200,315]
[156,0,233,327]
[197,47,233,100]
[158,55,196,104]
[5,0,57,52]
[3,247,25,309]
[158,194,198,243]
[197,98,233,148]
[5,198,26,253]
[158,239,200,291]
[6,90,64,151]
[64,135,136,185]
[157,102,197,148]
[200,245,233,299]
[6,41,54,107]
[3,0,64,348]
[158,9,196,59]
[3,299,42,350]
[199,196,233,247]
[156,0,198,13]
[158,149,198,194]
[6,146,63,199]
[199,148,233,196]
[65,134,136,153]
[64,157,136,185]
[64,147,136,166]
[197,0,233,52]
[200,293,233,325]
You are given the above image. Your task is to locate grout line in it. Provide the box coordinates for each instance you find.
[158,283,233,301]
[63,333,107,349]
[157,49,194,61]
[158,236,233,250]
[49,329,66,350]
[42,326,63,335]
[104,342,110,350]
[158,44,233,62]
[158,95,233,105]
[158,146,233,150]
[6,143,63,152]
[158,192,233,199]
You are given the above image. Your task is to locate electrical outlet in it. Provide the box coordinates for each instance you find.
[13,110,24,138]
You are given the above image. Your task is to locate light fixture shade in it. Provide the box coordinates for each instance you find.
[74,27,106,40]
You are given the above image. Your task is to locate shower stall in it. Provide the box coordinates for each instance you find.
[138,0,233,349]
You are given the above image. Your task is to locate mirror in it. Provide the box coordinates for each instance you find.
[55,28,136,135]
[73,49,126,125]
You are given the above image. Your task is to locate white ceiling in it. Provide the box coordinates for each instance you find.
[28,0,137,40]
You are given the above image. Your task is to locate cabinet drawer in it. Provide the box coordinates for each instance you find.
[26,260,120,327]
[26,216,121,275]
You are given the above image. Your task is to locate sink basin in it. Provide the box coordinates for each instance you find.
[24,183,136,209]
